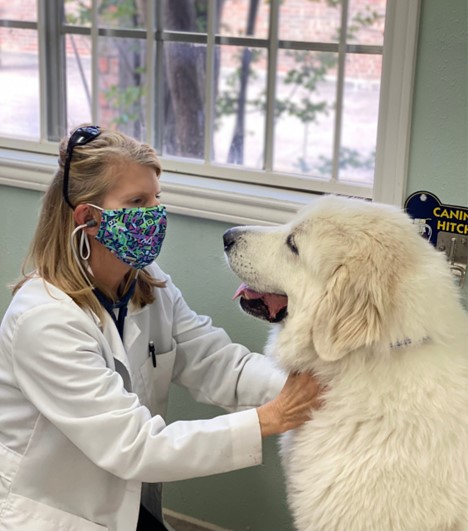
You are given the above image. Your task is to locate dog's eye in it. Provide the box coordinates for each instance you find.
[286,234,299,255]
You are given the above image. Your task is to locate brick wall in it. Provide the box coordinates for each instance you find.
[0,0,385,81]
[220,0,386,79]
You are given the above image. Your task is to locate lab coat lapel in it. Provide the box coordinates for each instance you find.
[101,313,134,392]
[123,313,142,354]
[90,307,143,393]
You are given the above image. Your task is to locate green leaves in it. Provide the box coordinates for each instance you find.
[103,85,145,125]
[316,147,376,176]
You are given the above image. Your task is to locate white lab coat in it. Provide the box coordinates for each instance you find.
[0,263,285,531]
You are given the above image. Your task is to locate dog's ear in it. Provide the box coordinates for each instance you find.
[312,259,389,361]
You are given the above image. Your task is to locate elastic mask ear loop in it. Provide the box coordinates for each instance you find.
[71,224,94,289]
[79,230,91,261]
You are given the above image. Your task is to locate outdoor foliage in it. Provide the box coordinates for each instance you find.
[65,0,382,176]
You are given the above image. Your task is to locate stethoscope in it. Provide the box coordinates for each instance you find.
[93,279,137,340]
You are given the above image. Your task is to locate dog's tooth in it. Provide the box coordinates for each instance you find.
[232,283,249,300]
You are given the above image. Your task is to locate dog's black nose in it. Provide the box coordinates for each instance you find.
[223,228,240,252]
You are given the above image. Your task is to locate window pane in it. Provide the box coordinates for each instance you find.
[279,0,341,44]
[220,0,270,39]
[348,0,386,46]
[98,36,147,139]
[274,50,337,178]
[215,45,266,168]
[162,42,206,160]
[98,0,146,29]
[0,0,37,21]
[65,0,92,26]
[163,0,208,33]
[339,53,382,185]
[66,34,92,129]
[0,28,39,139]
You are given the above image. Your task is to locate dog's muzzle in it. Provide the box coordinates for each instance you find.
[223,227,288,323]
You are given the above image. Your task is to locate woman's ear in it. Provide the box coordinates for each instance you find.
[73,204,99,233]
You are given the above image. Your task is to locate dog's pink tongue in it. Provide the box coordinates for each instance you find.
[233,283,288,319]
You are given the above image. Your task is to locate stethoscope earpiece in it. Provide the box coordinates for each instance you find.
[86,219,98,228]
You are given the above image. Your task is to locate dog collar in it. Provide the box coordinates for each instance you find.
[389,336,431,350]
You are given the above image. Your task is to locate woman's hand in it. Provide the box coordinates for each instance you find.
[256,372,323,438]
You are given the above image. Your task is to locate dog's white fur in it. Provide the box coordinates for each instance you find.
[225,196,468,531]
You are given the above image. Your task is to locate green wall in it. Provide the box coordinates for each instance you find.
[406,0,467,204]
[0,1,467,529]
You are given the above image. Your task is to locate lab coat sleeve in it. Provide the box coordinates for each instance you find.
[159,269,287,411]
[10,300,263,483]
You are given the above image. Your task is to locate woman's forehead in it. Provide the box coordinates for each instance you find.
[109,161,160,192]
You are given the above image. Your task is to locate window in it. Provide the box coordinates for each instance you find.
[0,0,420,223]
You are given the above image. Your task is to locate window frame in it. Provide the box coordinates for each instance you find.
[0,0,421,225]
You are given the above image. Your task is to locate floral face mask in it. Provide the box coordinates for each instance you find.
[89,203,167,269]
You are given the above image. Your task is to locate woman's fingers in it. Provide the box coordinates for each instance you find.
[257,372,324,437]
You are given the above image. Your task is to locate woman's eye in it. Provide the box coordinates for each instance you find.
[286,234,299,255]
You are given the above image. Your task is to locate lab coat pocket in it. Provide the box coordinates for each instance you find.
[0,493,108,531]
[140,340,176,417]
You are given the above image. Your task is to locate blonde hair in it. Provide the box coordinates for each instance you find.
[14,126,165,320]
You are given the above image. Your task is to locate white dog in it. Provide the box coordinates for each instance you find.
[223,195,468,531]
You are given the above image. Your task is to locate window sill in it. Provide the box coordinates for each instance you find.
[0,148,315,225]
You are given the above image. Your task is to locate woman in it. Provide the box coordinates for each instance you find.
[0,126,321,531]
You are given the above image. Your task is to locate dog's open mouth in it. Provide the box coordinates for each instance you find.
[233,283,288,323]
